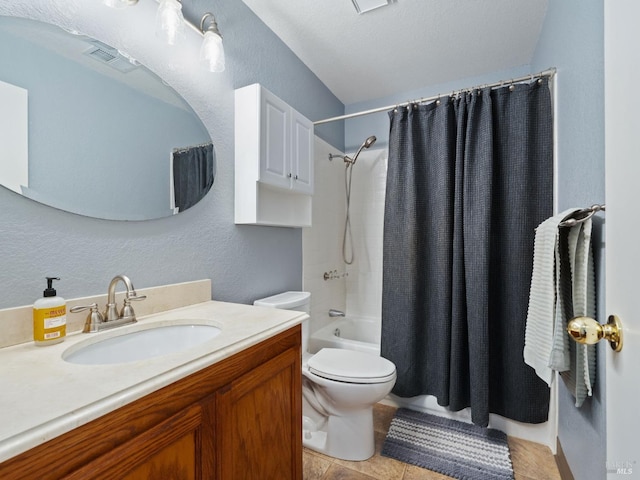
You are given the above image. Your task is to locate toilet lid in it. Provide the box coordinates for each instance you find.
[307,348,396,384]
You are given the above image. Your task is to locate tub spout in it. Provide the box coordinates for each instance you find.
[328,309,345,317]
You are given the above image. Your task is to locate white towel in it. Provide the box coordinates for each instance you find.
[523,208,578,385]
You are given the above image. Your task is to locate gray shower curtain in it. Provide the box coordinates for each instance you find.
[381,79,553,427]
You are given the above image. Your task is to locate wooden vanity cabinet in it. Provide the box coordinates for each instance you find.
[0,325,302,480]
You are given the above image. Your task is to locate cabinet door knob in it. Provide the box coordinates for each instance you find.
[287,173,292,178]
[294,175,298,180]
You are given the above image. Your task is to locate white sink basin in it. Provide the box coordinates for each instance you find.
[63,323,222,365]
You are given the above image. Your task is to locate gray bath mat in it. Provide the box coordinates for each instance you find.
[381,408,514,480]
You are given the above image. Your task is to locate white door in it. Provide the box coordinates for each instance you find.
[605,1,640,477]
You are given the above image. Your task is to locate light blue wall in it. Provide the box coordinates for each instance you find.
[0,0,344,310]
[531,1,606,479]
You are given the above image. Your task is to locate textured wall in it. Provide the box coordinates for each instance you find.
[531,1,606,479]
[0,0,344,310]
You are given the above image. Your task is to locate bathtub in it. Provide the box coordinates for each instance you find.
[309,316,381,356]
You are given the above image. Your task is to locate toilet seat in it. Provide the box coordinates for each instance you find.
[307,348,396,384]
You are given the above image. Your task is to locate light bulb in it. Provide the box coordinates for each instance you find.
[156,0,185,45]
[200,30,225,72]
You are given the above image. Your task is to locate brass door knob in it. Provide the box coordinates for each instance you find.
[567,315,623,352]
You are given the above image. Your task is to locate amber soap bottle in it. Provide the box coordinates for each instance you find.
[33,277,66,346]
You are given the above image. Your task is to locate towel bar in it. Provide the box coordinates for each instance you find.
[559,204,605,228]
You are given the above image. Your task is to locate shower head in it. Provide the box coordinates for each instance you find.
[349,135,377,165]
[363,135,377,149]
[328,135,377,165]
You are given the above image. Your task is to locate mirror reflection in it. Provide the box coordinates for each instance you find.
[0,15,215,221]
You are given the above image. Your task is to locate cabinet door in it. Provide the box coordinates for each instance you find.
[217,347,302,480]
[291,110,314,195]
[260,89,291,190]
[62,401,215,480]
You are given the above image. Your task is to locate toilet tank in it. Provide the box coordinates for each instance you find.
[254,291,311,353]
[253,291,310,313]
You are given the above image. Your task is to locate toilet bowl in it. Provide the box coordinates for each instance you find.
[254,292,396,461]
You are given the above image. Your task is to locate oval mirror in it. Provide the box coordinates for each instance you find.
[0,15,215,221]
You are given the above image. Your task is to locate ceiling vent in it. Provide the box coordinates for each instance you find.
[83,40,138,73]
[351,0,391,14]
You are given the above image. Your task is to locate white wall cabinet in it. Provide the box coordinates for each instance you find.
[235,84,313,227]
[258,89,313,194]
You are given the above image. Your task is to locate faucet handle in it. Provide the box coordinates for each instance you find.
[70,303,103,317]
[70,303,105,333]
[127,293,147,301]
[120,294,145,320]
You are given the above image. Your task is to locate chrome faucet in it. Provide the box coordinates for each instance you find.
[70,275,146,333]
[328,309,345,317]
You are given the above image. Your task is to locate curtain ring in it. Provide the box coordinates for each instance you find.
[436,94,441,106]
[509,79,515,92]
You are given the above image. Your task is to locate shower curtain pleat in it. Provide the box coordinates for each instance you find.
[381,80,553,426]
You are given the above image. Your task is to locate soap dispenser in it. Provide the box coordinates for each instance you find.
[33,277,66,346]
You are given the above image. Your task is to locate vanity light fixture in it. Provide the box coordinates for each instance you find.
[199,13,225,72]
[155,0,185,45]
[102,0,225,72]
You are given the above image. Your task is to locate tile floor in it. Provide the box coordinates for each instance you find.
[303,404,562,480]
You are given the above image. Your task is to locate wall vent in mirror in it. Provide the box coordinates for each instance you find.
[0,15,215,221]
[83,40,138,73]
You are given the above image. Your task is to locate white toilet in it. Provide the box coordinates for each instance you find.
[254,291,396,461]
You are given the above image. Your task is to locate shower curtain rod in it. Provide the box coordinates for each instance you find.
[314,67,557,125]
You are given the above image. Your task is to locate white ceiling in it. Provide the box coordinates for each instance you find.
[241,0,549,105]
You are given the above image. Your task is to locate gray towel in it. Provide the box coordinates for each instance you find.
[559,219,596,406]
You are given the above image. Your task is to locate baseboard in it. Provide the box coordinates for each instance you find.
[555,438,575,480]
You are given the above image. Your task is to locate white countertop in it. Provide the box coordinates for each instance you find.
[0,300,305,463]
